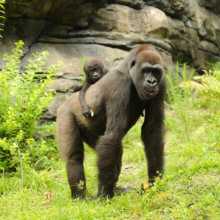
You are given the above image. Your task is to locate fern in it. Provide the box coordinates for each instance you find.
[179,66,220,100]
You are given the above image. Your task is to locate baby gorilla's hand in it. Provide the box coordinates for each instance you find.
[83,108,94,118]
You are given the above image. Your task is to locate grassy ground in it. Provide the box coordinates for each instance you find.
[0,74,219,219]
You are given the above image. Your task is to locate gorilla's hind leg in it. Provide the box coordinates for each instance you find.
[66,148,86,198]
[56,109,86,198]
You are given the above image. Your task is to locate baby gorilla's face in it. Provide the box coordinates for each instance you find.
[88,65,104,83]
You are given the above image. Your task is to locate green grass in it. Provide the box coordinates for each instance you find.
[0,68,220,219]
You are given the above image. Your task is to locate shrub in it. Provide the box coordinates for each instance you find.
[166,63,195,142]
[179,62,220,108]
[0,0,5,39]
[166,62,220,142]
[0,41,61,172]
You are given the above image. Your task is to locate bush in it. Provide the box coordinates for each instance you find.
[179,62,220,108]
[166,62,220,142]
[166,63,195,142]
[0,41,61,172]
[0,0,5,39]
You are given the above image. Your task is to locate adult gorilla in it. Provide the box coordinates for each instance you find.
[56,44,166,198]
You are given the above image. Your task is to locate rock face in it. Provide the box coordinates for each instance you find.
[1,0,220,120]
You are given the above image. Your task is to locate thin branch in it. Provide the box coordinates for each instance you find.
[34,156,47,168]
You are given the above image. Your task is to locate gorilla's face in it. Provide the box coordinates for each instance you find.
[129,50,164,101]
[88,65,105,83]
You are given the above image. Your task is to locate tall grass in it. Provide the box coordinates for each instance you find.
[166,63,195,142]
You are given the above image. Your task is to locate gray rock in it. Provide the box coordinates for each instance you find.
[198,0,220,14]
[42,93,67,120]
[199,41,219,55]
[145,0,187,17]
[188,0,220,48]
[21,43,82,77]
[110,0,145,9]
[42,91,76,120]
[40,29,172,52]
[48,79,79,93]
[21,42,128,76]
[92,5,171,39]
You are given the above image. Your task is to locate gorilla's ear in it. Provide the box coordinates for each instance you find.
[130,59,136,68]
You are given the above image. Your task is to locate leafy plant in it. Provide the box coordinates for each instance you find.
[78,56,88,83]
[0,0,5,39]
[0,41,61,172]
[166,62,220,143]
[179,63,220,107]
[166,63,195,142]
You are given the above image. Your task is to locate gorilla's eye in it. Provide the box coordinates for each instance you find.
[131,59,136,68]
[153,67,162,75]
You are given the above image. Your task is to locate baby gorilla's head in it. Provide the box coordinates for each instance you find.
[84,58,106,83]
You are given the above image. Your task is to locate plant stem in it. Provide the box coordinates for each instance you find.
[16,139,24,191]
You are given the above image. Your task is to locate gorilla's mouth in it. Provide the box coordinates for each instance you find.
[139,89,156,101]
[146,90,155,95]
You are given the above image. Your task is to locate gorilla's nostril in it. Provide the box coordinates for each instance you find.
[152,81,157,86]
[147,80,157,86]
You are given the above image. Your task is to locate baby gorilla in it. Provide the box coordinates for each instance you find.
[74,58,107,118]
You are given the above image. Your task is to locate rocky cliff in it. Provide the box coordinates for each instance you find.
[1,0,220,120]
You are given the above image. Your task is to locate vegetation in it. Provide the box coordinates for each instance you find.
[0,41,61,172]
[0,42,219,219]
[0,0,5,39]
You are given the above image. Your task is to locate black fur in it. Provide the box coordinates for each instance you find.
[73,57,107,118]
[56,44,166,198]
